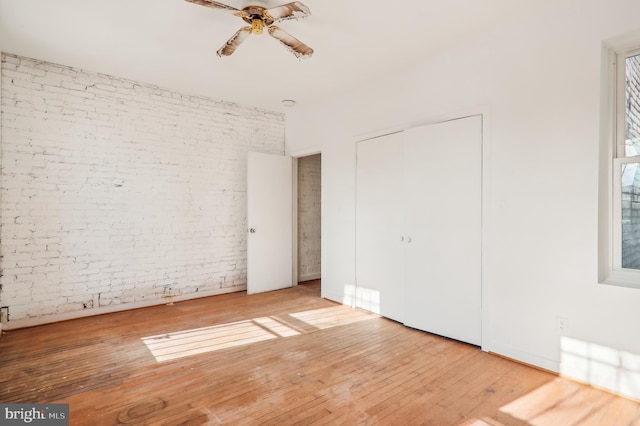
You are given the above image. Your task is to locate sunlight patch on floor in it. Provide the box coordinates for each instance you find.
[142,305,377,362]
[142,318,289,362]
[498,376,640,425]
[289,306,378,330]
[456,338,640,425]
[499,379,585,425]
[458,418,506,426]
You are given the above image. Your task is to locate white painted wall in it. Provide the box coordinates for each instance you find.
[285,0,640,399]
[0,54,284,327]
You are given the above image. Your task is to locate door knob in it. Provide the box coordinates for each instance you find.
[249,228,256,233]
[407,237,412,243]
[400,236,405,242]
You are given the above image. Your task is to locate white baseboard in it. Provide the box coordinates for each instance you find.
[3,285,246,331]
[487,341,560,373]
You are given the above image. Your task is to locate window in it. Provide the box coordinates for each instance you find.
[600,38,640,288]
[618,52,640,270]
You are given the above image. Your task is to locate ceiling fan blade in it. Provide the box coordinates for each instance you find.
[217,27,251,57]
[265,1,311,22]
[268,26,313,59]
[185,0,241,13]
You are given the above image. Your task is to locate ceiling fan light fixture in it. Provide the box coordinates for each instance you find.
[250,19,264,34]
[281,99,296,107]
[185,0,313,58]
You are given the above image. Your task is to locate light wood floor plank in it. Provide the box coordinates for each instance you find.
[0,280,638,425]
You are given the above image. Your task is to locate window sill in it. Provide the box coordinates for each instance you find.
[600,269,640,290]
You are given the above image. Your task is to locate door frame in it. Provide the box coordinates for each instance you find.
[289,147,323,288]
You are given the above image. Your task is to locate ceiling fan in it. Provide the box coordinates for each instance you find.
[185,0,314,58]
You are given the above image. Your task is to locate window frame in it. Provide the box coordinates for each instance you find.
[600,41,640,289]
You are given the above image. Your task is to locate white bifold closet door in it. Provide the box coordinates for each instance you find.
[356,115,482,346]
[402,116,482,346]
[355,132,406,323]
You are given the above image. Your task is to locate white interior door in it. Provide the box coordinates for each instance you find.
[247,152,293,294]
[356,132,405,322]
[403,116,482,345]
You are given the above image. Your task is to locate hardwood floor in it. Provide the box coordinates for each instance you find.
[1,280,638,425]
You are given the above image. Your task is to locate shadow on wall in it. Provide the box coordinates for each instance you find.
[560,336,640,401]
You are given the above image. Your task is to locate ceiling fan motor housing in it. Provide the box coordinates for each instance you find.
[241,6,274,26]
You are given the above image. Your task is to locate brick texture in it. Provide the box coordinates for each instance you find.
[0,53,285,321]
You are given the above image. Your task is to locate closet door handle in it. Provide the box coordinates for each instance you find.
[400,236,405,242]
[407,237,412,243]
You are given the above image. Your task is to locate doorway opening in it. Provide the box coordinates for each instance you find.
[295,153,321,286]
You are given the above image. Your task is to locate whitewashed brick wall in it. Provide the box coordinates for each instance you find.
[297,154,321,281]
[0,53,285,323]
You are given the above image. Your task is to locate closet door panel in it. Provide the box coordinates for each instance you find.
[403,116,482,345]
[355,132,405,322]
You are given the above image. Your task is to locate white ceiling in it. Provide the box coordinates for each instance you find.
[0,0,562,112]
